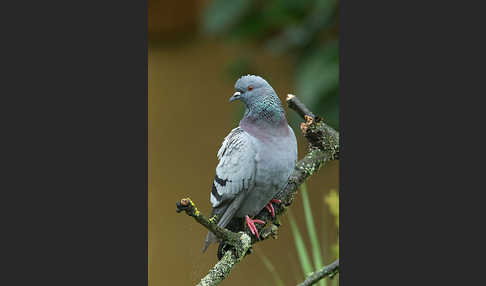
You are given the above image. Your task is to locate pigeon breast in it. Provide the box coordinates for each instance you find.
[234,123,297,217]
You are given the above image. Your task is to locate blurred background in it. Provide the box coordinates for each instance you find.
[149,0,339,285]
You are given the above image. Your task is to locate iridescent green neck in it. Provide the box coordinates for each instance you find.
[241,94,287,127]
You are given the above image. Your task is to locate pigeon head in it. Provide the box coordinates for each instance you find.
[230,75,286,125]
[230,75,274,104]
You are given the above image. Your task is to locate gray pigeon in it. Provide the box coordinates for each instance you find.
[202,75,298,252]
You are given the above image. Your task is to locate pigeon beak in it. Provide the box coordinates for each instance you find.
[229,91,241,102]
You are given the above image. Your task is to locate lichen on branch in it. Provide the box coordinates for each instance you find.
[197,233,251,286]
[176,198,240,243]
[175,94,340,286]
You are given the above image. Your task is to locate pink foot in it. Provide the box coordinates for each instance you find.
[265,198,282,218]
[245,215,265,239]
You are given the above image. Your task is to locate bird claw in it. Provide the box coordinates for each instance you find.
[266,203,275,217]
[265,198,282,218]
[265,204,274,217]
[245,215,265,239]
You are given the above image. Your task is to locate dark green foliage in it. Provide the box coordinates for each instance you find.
[202,0,253,35]
[202,0,340,129]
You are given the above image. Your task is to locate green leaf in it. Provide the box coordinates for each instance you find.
[202,0,253,35]
[324,189,339,227]
[295,42,339,110]
[288,209,313,277]
[325,189,339,259]
[301,183,326,286]
[265,0,338,53]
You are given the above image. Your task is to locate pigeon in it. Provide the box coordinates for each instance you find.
[202,75,298,253]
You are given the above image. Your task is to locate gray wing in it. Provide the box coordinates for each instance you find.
[279,125,298,191]
[202,127,257,252]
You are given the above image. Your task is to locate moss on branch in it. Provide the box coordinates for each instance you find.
[175,95,340,285]
[197,232,251,286]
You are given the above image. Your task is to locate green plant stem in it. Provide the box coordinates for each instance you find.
[301,183,326,286]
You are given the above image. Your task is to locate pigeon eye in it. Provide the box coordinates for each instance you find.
[248,85,253,91]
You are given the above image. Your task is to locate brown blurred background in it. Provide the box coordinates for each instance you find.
[149,0,339,285]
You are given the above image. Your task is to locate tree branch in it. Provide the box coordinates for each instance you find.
[197,233,251,286]
[287,94,316,119]
[175,94,340,285]
[297,259,340,286]
[287,94,339,158]
[176,199,253,286]
[176,198,241,244]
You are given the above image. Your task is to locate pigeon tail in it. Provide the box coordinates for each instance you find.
[202,231,218,253]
